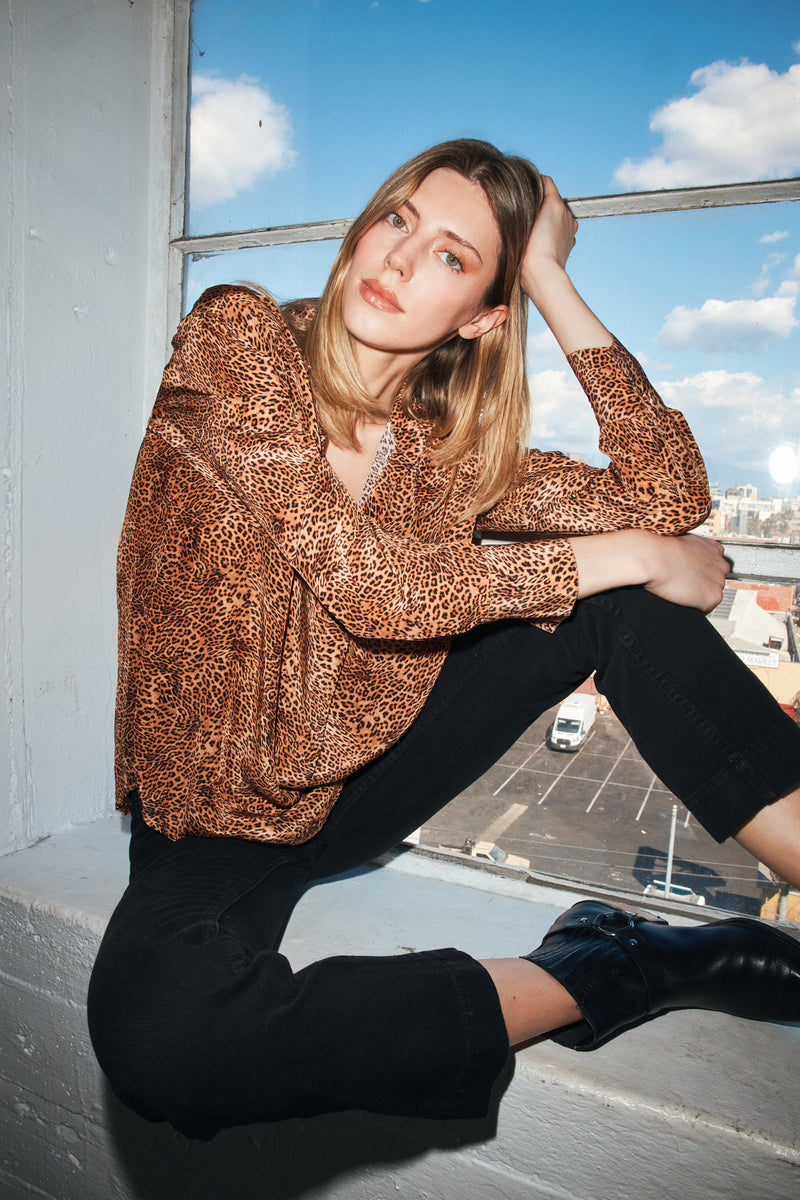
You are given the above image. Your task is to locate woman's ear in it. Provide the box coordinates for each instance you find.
[458,303,509,341]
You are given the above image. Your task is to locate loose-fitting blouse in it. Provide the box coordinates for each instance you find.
[115,285,709,842]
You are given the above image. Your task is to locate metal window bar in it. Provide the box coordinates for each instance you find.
[171,177,800,260]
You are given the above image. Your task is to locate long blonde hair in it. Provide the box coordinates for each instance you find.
[284,139,544,517]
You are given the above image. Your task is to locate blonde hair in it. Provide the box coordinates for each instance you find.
[284,139,544,517]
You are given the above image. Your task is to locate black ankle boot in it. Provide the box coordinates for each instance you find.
[523,900,800,1050]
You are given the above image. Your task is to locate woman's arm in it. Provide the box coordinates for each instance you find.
[480,341,710,538]
[482,177,710,537]
[521,176,612,355]
[495,176,727,612]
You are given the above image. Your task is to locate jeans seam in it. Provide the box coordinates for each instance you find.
[209,853,304,933]
[614,620,732,752]
[435,952,508,1115]
[685,719,800,813]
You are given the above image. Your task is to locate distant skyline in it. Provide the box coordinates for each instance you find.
[185,1,800,495]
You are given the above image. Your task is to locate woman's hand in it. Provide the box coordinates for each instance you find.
[641,532,730,612]
[521,176,612,355]
[570,529,730,613]
[521,176,578,293]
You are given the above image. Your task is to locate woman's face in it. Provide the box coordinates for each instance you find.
[341,168,508,368]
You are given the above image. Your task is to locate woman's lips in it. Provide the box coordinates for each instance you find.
[360,279,403,313]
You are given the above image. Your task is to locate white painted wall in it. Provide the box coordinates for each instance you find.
[1,0,180,853]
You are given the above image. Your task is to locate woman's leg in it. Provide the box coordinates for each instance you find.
[88,793,511,1138]
[575,589,800,850]
[88,605,614,1137]
[301,586,800,1051]
[311,587,800,875]
[90,590,800,1133]
[736,788,800,888]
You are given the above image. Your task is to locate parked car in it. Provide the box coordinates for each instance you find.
[440,839,530,869]
[643,879,706,905]
[547,692,596,752]
[469,840,530,869]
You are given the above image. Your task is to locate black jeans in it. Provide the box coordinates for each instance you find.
[88,589,800,1139]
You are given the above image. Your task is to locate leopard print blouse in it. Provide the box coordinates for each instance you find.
[115,285,710,843]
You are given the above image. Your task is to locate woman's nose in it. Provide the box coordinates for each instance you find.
[385,245,411,277]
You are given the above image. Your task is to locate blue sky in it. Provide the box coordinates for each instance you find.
[186,0,800,495]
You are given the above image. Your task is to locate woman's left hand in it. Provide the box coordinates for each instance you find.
[520,176,612,354]
[521,176,578,297]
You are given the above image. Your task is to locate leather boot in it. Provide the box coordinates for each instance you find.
[523,900,800,1050]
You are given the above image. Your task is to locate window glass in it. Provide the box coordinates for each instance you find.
[181,0,800,913]
[528,203,800,509]
[420,699,766,915]
[187,0,800,235]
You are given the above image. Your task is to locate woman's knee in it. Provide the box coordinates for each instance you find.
[87,937,189,1125]
[87,928,229,1127]
[87,931,297,1135]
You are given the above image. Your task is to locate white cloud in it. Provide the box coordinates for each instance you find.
[526,360,800,480]
[658,295,797,352]
[189,75,296,210]
[614,56,800,189]
[659,369,775,413]
[759,230,789,244]
[528,369,598,451]
[656,369,800,473]
[526,327,563,370]
[752,251,787,296]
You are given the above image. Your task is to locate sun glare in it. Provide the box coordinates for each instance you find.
[767,444,800,486]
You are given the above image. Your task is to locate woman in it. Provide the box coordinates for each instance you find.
[89,139,800,1140]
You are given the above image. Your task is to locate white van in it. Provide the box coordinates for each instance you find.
[548,692,596,752]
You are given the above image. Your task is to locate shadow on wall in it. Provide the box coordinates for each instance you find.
[103,1063,513,1200]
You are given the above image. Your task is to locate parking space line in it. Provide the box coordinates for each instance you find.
[635,774,658,822]
[492,745,543,795]
[521,769,661,790]
[586,737,632,813]
[480,802,528,843]
[537,757,576,805]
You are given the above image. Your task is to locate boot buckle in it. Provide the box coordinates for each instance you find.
[593,909,638,937]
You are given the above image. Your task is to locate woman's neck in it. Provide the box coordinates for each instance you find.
[353,343,421,418]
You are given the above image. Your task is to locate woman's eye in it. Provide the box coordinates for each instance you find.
[438,250,463,272]
[387,212,406,230]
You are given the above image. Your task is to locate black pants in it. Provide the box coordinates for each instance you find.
[88,589,800,1139]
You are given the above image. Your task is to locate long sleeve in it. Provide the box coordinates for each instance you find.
[479,339,710,536]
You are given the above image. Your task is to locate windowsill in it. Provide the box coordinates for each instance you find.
[1,816,799,1199]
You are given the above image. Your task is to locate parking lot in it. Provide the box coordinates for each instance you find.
[421,699,764,914]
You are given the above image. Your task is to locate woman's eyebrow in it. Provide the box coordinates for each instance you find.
[401,199,484,264]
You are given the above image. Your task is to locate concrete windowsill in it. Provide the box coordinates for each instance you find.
[1,816,799,1200]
